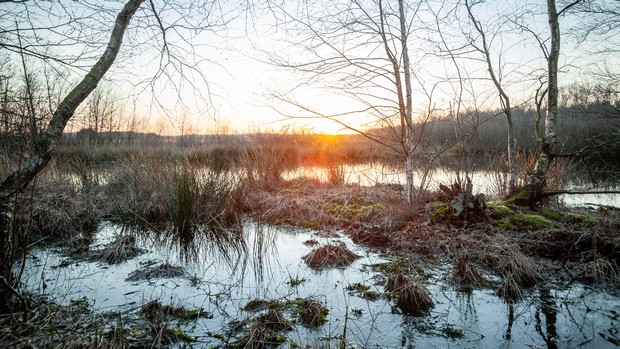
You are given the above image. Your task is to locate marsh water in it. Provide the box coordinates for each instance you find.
[19,221,620,348]
[284,162,620,208]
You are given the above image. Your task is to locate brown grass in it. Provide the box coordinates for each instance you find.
[298,299,328,327]
[15,180,101,242]
[302,242,360,269]
[126,263,185,281]
[450,253,486,288]
[89,235,143,264]
[385,273,433,316]
[242,177,413,234]
[234,308,292,348]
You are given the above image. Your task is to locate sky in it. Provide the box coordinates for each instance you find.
[2,0,618,135]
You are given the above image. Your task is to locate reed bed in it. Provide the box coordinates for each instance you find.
[14,180,102,243]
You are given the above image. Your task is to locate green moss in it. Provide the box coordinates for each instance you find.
[428,201,446,208]
[324,199,384,219]
[370,254,414,274]
[513,214,553,229]
[564,212,593,223]
[501,190,529,206]
[442,324,464,338]
[170,328,197,342]
[432,205,452,217]
[498,218,513,229]
[360,290,382,301]
[493,204,515,216]
[539,208,562,220]
[346,283,371,292]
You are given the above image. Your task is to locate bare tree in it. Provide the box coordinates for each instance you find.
[465,0,518,194]
[523,0,584,203]
[0,0,233,312]
[267,0,428,203]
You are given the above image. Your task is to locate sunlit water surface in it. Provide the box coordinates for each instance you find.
[19,221,620,348]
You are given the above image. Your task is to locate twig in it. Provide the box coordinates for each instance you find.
[0,275,28,321]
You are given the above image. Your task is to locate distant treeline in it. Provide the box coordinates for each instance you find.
[2,91,618,164]
[51,101,619,161]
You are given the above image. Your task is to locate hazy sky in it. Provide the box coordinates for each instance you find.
[3,0,617,135]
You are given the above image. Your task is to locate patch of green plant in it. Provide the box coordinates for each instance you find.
[360,290,382,301]
[169,327,197,342]
[498,218,513,229]
[371,253,418,275]
[512,214,553,230]
[493,204,515,216]
[432,205,452,217]
[286,276,308,287]
[206,331,226,341]
[345,283,382,300]
[346,282,371,292]
[500,190,529,206]
[539,208,562,220]
[442,324,464,338]
[290,298,328,327]
[564,212,593,223]
[324,197,384,220]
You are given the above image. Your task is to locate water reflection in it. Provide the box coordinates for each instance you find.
[18,222,620,348]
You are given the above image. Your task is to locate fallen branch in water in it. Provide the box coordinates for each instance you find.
[542,190,620,197]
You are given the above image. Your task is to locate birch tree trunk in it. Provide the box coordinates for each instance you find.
[399,0,415,203]
[523,0,560,204]
[0,0,144,313]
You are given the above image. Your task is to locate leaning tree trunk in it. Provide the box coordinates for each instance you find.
[521,0,560,205]
[0,0,144,313]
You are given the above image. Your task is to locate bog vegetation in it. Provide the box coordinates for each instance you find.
[1,0,620,347]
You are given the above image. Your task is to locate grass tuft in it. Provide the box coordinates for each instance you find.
[385,273,433,316]
[126,263,185,281]
[89,235,143,264]
[302,242,360,269]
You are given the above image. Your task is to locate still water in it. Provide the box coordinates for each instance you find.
[284,162,620,208]
[19,221,620,348]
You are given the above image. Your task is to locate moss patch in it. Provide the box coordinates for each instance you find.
[324,198,384,220]
[564,212,594,223]
[512,214,553,230]
[499,218,513,229]
[538,208,562,220]
[492,204,515,216]
[501,190,529,206]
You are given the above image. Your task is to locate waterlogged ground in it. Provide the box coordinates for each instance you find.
[19,221,620,348]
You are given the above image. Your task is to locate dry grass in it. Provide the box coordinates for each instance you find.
[141,300,211,322]
[302,242,360,269]
[582,257,620,287]
[0,295,168,348]
[450,253,486,288]
[126,263,185,281]
[89,235,143,264]
[298,299,328,327]
[15,180,102,243]
[478,241,542,301]
[243,178,412,237]
[385,273,433,316]
[104,156,244,231]
[234,308,292,348]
